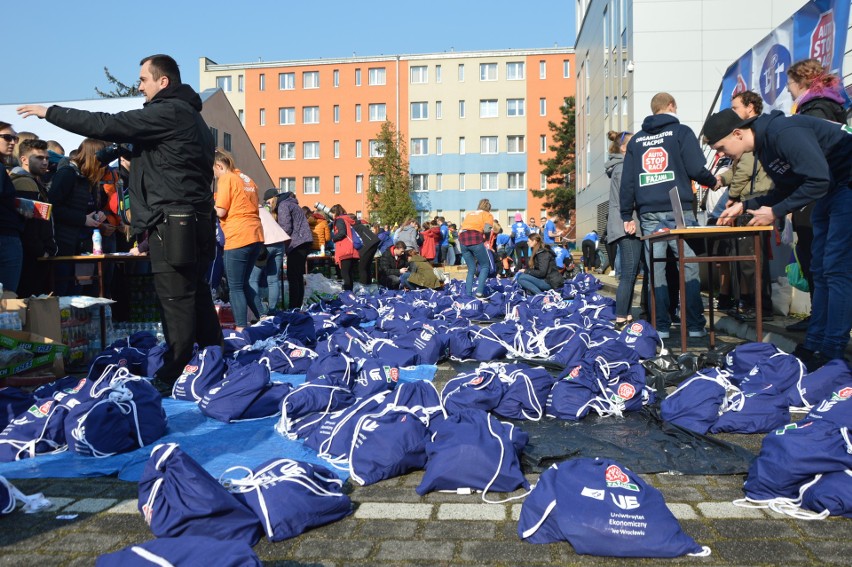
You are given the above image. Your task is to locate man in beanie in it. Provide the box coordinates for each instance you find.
[704,106,852,370]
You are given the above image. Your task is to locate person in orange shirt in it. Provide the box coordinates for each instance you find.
[213,150,264,329]
[459,198,495,297]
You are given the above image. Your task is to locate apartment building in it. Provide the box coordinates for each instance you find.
[200,48,575,227]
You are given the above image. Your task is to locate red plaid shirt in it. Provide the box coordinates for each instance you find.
[458,230,485,246]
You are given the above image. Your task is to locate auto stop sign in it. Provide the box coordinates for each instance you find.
[640,147,674,186]
[811,11,834,68]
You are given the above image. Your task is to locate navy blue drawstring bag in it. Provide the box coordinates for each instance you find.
[231,348,266,367]
[272,311,317,345]
[394,327,444,365]
[137,443,262,544]
[242,318,280,343]
[95,536,262,567]
[351,358,398,399]
[616,320,661,359]
[222,329,251,355]
[805,388,852,427]
[221,458,352,541]
[0,399,69,462]
[371,339,419,367]
[304,393,389,466]
[417,409,529,501]
[441,367,505,416]
[199,363,274,423]
[276,383,356,440]
[0,387,35,432]
[259,341,317,374]
[723,342,784,380]
[798,470,852,518]
[239,382,291,420]
[661,370,733,434]
[518,458,708,557]
[546,374,598,421]
[710,381,790,434]
[109,330,158,352]
[86,347,149,381]
[389,380,445,427]
[730,353,805,395]
[305,352,353,388]
[493,364,556,421]
[788,360,852,409]
[172,346,226,401]
[145,343,168,378]
[32,376,86,401]
[470,327,511,361]
[741,421,852,503]
[349,406,430,485]
[446,328,476,360]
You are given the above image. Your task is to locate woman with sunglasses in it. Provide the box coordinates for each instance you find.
[0,122,24,293]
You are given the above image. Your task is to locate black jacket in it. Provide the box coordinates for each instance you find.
[48,163,97,255]
[748,111,852,218]
[11,169,57,258]
[0,167,24,237]
[527,247,563,290]
[377,248,406,286]
[620,113,717,220]
[46,83,214,234]
[798,97,846,123]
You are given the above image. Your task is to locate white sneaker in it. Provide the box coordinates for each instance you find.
[657,329,670,339]
[688,328,707,338]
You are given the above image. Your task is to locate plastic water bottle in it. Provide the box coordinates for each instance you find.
[92,229,103,255]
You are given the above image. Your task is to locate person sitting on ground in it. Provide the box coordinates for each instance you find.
[402,248,443,290]
[378,241,408,289]
[515,233,563,295]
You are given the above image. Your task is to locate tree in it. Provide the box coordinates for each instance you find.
[367,121,417,226]
[533,96,576,220]
[95,67,141,98]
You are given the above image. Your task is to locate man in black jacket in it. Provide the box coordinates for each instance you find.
[706,108,852,370]
[377,242,408,289]
[18,54,222,394]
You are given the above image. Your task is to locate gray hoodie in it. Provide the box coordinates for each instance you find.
[605,154,633,243]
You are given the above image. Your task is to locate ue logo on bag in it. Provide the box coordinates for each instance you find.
[617,383,636,400]
[611,493,641,510]
[605,465,640,492]
[361,419,380,433]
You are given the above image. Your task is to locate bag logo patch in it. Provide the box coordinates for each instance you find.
[291,349,304,358]
[581,486,605,500]
[611,493,641,510]
[617,383,636,400]
[835,387,852,400]
[626,323,644,336]
[605,465,640,491]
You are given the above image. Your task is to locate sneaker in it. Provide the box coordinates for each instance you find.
[805,351,832,373]
[614,320,629,332]
[792,344,816,365]
[688,328,707,338]
[786,316,811,332]
[657,329,670,339]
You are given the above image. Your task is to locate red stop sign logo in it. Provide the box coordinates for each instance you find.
[811,11,834,68]
[642,148,668,174]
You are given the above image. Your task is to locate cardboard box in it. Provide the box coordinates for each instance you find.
[25,296,61,343]
[0,330,67,380]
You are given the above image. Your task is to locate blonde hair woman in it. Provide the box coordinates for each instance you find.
[458,198,494,297]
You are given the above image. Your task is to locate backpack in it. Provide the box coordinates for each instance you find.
[352,221,378,249]
[350,224,363,250]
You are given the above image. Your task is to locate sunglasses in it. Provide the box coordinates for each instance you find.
[0,134,19,143]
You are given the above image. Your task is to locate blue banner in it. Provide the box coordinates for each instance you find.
[720,0,850,111]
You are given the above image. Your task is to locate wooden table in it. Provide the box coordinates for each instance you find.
[40,253,151,298]
[641,226,774,352]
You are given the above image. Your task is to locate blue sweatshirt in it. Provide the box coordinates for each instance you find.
[620,113,717,220]
[747,110,852,218]
[510,221,530,243]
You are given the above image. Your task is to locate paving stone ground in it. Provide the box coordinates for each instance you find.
[2,279,850,566]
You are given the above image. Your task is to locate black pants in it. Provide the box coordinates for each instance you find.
[358,242,381,285]
[339,258,358,291]
[149,215,223,384]
[286,242,311,309]
[582,239,597,271]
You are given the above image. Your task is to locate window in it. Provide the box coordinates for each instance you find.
[279,72,295,90]
[259,108,266,126]
[436,173,442,191]
[355,140,362,158]
[238,109,244,124]
[279,142,295,160]
[411,101,428,120]
[279,177,296,192]
[355,104,362,122]
[459,172,465,191]
[436,137,443,155]
[303,106,319,124]
[259,73,266,91]
[303,71,319,89]
[412,174,428,192]
[458,63,465,81]
[279,107,295,125]
[371,175,385,193]
[480,99,498,118]
[540,173,547,190]
[435,101,442,119]
[333,69,339,87]
[237,75,244,92]
[334,176,340,194]
[481,173,499,191]
[539,60,546,79]
[411,138,428,156]
[539,98,547,116]
[369,139,383,157]
[506,62,524,80]
[355,68,361,86]
[303,177,320,194]
[333,105,340,123]
[508,172,525,190]
[507,98,525,116]
[223,133,231,152]
[259,143,266,161]
[210,127,218,147]
[368,67,386,85]
[303,141,319,159]
[480,63,497,81]
[563,59,571,78]
[367,103,386,122]
[410,65,428,83]
[507,135,525,153]
[458,100,466,118]
[216,76,231,92]
[459,137,465,154]
[539,135,547,153]
[333,140,340,158]
[480,136,498,154]
[435,64,442,83]
[356,175,363,194]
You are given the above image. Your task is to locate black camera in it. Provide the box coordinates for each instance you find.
[96,143,133,166]
[734,213,754,227]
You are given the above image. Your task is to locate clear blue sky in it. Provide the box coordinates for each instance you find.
[1,0,576,104]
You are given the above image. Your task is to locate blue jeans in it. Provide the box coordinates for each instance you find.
[639,211,706,332]
[399,271,411,289]
[0,235,23,294]
[517,272,551,295]
[250,243,284,313]
[615,235,643,319]
[460,241,490,296]
[224,241,263,327]
[804,186,852,359]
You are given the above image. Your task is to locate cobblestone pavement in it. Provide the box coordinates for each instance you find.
[2,282,850,566]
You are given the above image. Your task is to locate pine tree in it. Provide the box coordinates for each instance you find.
[367,121,417,226]
[95,67,141,98]
[533,96,576,220]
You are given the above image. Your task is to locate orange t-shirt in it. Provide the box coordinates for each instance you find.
[215,169,264,250]
[460,209,494,233]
